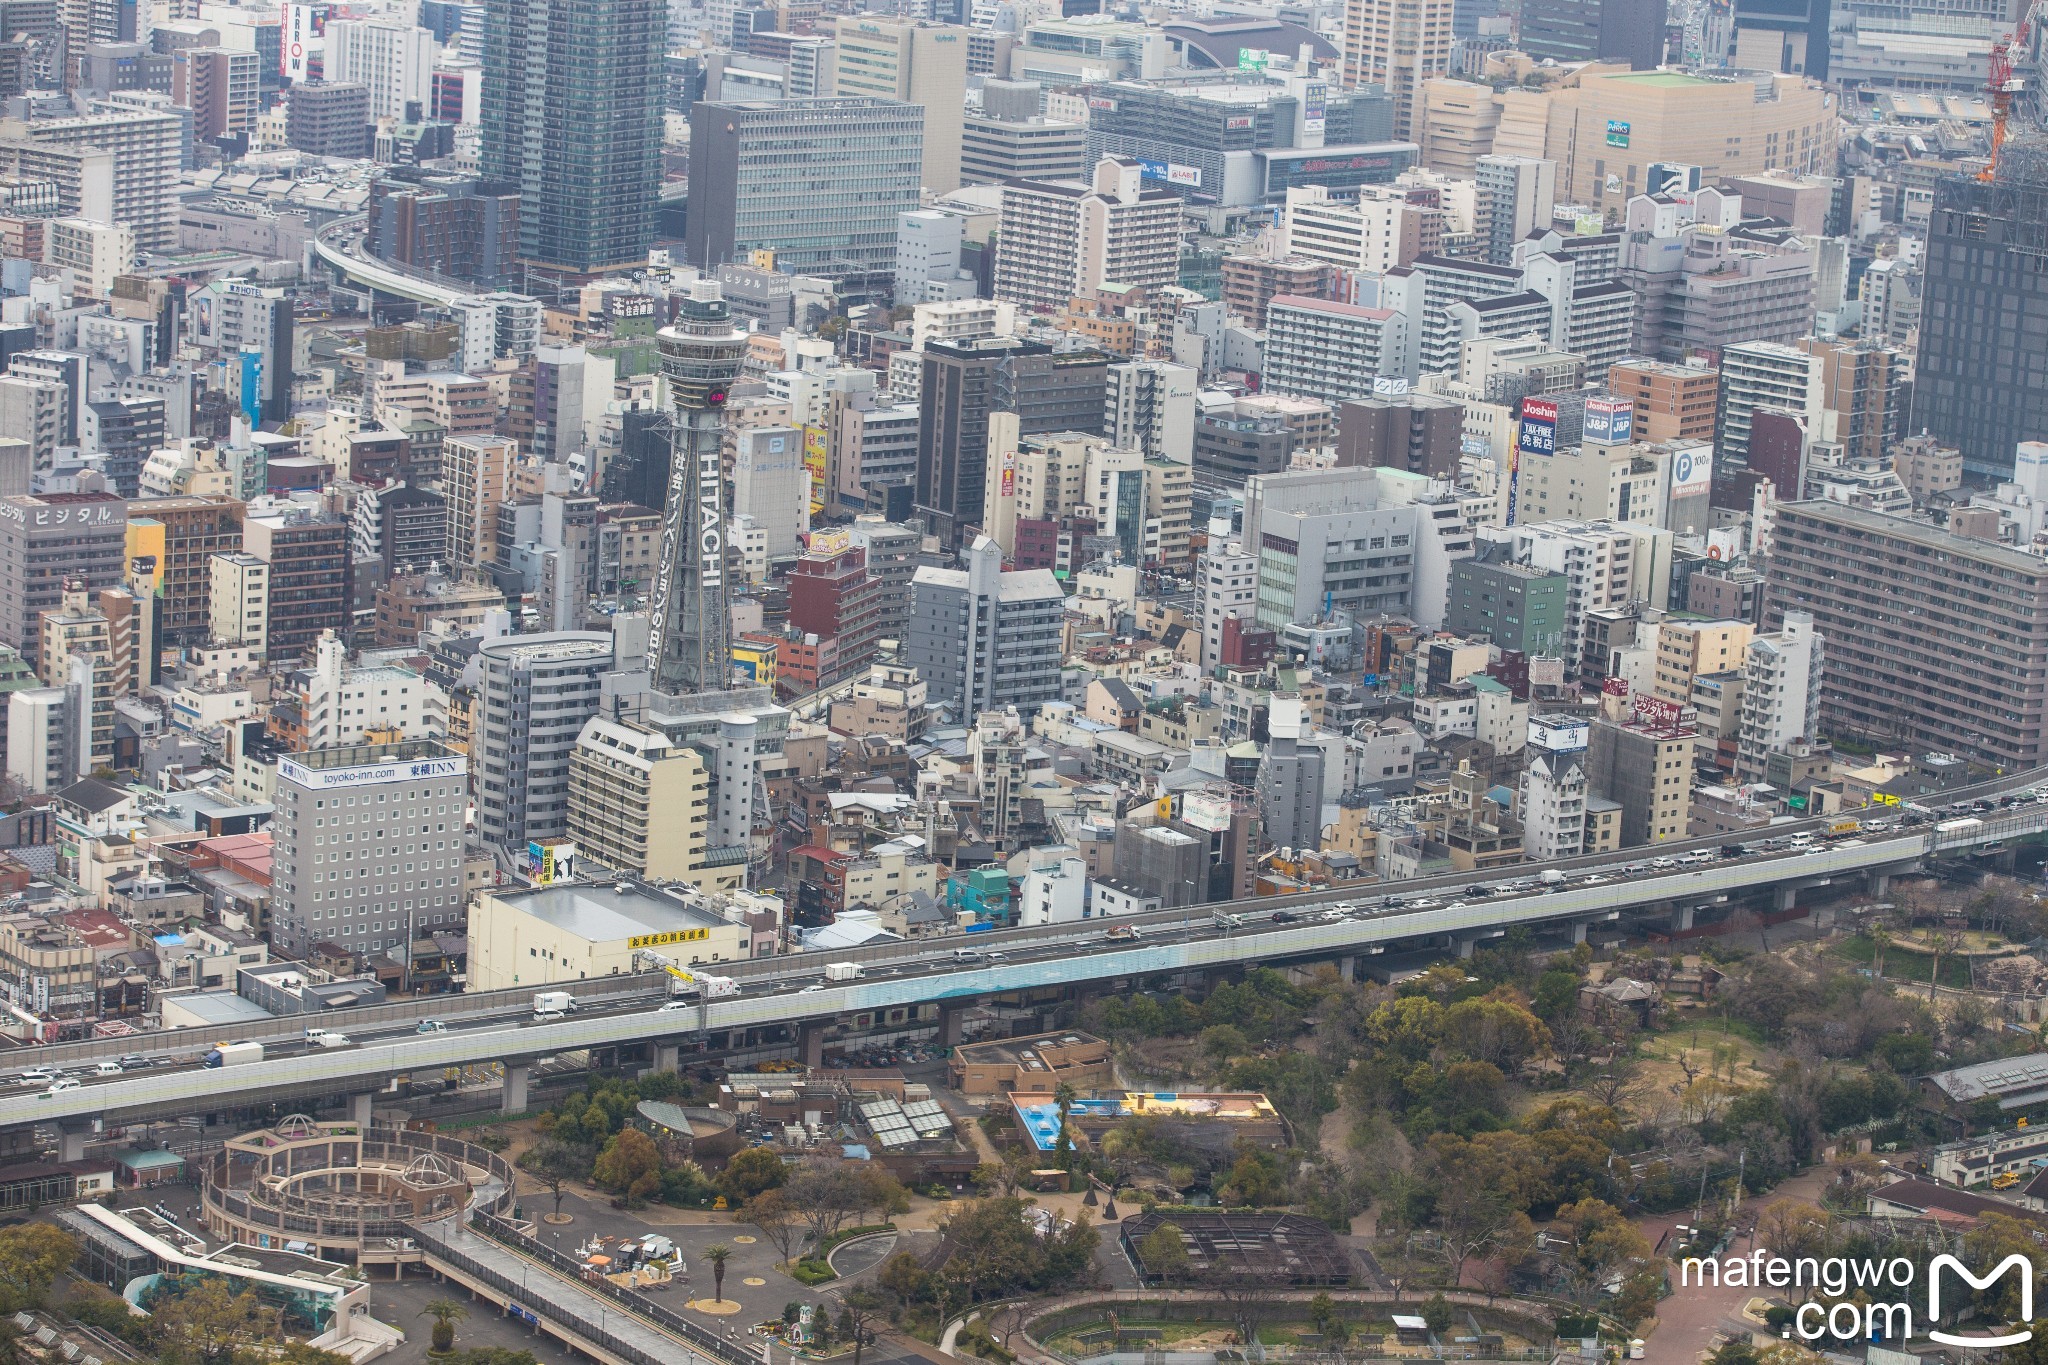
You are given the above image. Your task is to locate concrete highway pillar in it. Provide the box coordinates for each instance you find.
[799,1023,825,1068]
[649,1042,680,1076]
[1670,905,1695,933]
[1337,956,1356,982]
[1775,885,1799,913]
[1456,936,1476,959]
[502,1063,530,1115]
[1569,921,1588,946]
[56,1124,86,1164]
[940,1007,966,1048]
[1866,871,1891,897]
[347,1093,373,1128]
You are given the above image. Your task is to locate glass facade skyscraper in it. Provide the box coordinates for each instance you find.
[685,98,925,294]
[1914,147,2048,479]
[481,0,662,276]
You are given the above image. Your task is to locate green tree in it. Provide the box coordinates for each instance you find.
[592,1128,664,1207]
[1420,1293,1453,1335]
[878,1249,931,1308]
[1137,1221,1190,1285]
[420,1298,468,1354]
[0,1223,73,1309]
[522,1139,582,1219]
[838,1287,887,1365]
[723,1145,789,1200]
[151,1277,279,1365]
[705,1244,732,1304]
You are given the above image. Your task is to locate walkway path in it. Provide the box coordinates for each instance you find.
[413,1217,725,1365]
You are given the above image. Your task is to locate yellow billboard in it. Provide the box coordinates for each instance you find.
[802,425,827,516]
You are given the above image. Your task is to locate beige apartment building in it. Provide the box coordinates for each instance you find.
[1343,0,1453,143]
[566,715,735,891]
[1654,619,1754,704]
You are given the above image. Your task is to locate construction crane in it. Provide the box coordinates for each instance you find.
[631,948,738,998]
[1981,11,2035,182]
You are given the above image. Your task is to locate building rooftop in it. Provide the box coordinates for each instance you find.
[493,882,728,943]
[162,990,275,1027]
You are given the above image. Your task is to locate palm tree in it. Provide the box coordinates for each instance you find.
[706,1243,732,1303]
[1053,1081,1077,1169]
[420,1298,468,1354]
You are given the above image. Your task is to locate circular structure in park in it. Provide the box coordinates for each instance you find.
[202,1117,516,1263]
[634,1101,742,1162]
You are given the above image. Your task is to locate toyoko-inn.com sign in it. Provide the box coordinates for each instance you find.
[280,755,466,791]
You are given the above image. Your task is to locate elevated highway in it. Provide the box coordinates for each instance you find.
[6,770,2046,1148]
[308,216,471,308]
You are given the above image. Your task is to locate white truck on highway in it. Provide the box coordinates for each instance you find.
[533,991,578,1018]
[304,1028,351,1048]
[824,962,864,982]
[205,1041,264,1068]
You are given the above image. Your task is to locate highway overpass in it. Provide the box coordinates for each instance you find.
[308,217,471,308]
[6,771,2045,1151]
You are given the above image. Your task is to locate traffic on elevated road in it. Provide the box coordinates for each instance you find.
[0,766,2043,1125]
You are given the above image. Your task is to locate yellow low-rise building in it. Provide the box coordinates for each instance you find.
[468,881,749,992]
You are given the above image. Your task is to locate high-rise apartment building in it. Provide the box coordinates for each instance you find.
[993,157,1182,313]
[1586,691,1696,846]
[567,716,727,888]
[1768,500,2048,767]
[1717,337,1906,468]
[1915,154,2048,479]
[242,505,348,664]
[686,98,925,293]
[1333,393,1464,477]
[170,47,257,142]
[1342,0,1453,143]
[1105,361,1196,463]
[1263,296,1409,402]
[42,216,130,298]
[829,18,967,194]
[649,282,748,697]
[906,536,1065,719]
[1735,610,1822,782]
[474,632,612,850]
[208,551,267,652]
[323,17,432,121]
[286,82,370,159]
[482,0,662,276]
[915,335,1028,546]
[125,494,242,644]
[270,739,469,959]
[1277,184,1434,275]
[37,579,116,773]
[58,0,132,78]
[0,106,180,252]
[442,434,514,579]
[1474,155,1556,266]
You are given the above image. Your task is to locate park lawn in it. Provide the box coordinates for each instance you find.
[1636,1017,1777,1094]
[1832,933,1976,989]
